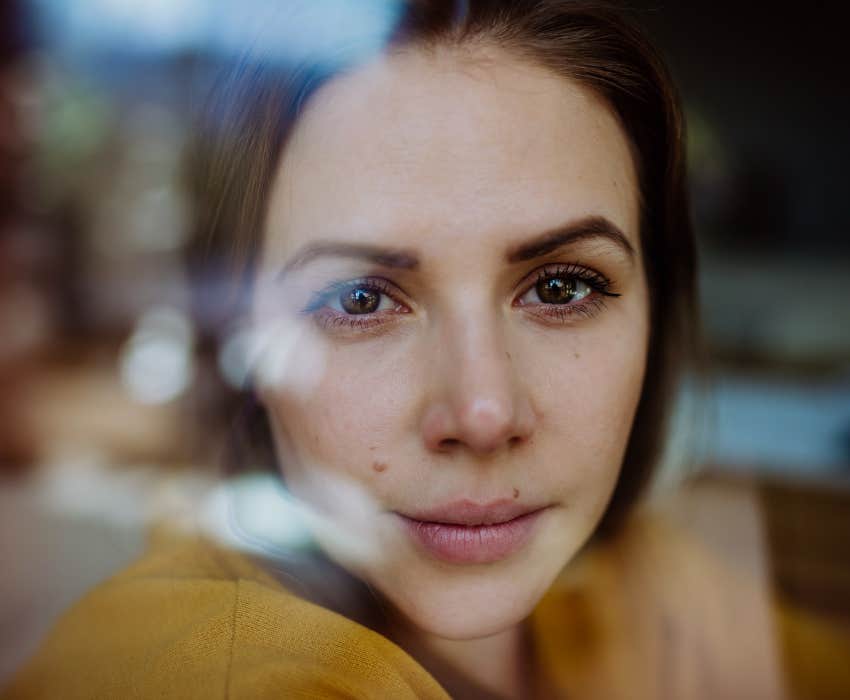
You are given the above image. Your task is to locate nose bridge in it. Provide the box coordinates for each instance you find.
[423,305,533,454]
[449,311,512,406]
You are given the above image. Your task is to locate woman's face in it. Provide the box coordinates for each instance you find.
[253,46,649,640]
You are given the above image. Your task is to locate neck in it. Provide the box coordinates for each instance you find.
[258,551,534,696]
[386,616,532,699]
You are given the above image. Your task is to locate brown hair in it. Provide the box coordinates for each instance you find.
[185,0,698,535]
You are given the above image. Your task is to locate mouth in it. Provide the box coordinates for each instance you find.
[395,499,549,564]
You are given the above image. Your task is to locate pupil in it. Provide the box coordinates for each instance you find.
[341,287,380,314]
[537,277,576,304]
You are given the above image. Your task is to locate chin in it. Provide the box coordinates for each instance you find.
[384,575,543,640]
[314,538,551,639]
[318,502,592,639]
[371,540,571,640]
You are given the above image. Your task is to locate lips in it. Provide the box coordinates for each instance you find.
[404,499,542,526]
[396,499,548,564]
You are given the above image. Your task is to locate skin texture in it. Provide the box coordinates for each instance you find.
[252,45,649,695]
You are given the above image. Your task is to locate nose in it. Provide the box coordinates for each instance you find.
[420,316,537,455]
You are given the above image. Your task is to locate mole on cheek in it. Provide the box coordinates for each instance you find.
[372,461,388,473]
[513,487,520,499]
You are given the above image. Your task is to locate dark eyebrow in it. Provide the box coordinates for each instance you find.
[277,242,419,279]
[505,215,636,264]
[277,215,634,279]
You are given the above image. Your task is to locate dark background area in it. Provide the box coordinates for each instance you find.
[646,3,849,257]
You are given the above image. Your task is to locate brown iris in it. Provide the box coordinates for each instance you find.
[536,276,576,304]
[341,286,380,314]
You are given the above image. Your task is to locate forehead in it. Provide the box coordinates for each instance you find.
[265,45,640,258]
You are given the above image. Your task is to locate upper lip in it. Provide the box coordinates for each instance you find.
[399,499,546,526]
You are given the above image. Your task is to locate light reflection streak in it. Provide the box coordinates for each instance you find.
[35,0,405,69]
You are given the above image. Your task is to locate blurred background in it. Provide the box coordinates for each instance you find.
[1,0,848,693]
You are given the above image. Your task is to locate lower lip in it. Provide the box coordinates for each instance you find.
[398,509,547,564]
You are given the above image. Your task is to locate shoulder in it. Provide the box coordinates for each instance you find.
[2,532,240,698]
[3,530,447,700]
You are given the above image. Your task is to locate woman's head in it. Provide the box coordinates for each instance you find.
[187,1,696,640]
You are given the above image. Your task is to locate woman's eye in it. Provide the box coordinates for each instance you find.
[519,275,593,305]
[513,264,620,323]
[339,286,381,314]
[330,284,397,314]
[302,278,409,331]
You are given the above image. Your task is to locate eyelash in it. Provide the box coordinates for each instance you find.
[514,263,620,323]
[302,277,409,332]
[301,263,619,332]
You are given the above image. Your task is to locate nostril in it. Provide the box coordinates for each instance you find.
[439,435,524,453]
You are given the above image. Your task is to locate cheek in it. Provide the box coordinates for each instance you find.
[263,340,419,487]
[524,316,648,489]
